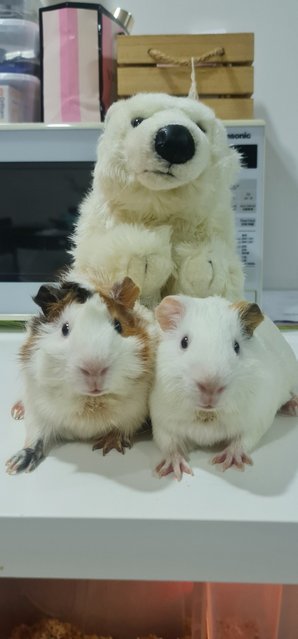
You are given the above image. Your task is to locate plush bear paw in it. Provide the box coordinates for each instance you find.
[178,253,215,298]
[173,240,244,300]
[128,253,173,301]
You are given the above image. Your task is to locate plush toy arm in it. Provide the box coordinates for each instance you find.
[72,223,174,307]
[171,238,244,301]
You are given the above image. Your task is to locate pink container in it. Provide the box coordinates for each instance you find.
[205,583,282,639]
[40,3,126,124]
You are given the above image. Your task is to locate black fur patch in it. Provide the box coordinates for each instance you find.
[6,439,44,474]
[61,281,93,303]
[33,282,92,316]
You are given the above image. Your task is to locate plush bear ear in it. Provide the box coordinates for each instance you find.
[232,301,264,336]
[110,277,140,309]
[155,296,186,331]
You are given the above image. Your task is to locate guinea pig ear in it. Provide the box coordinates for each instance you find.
[110,277,140,309]
[233,301,264,337]
[33,284,61,315]
[155,296,185,331]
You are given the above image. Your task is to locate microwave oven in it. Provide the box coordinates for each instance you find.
[0,123,100,317]
[0,120,265,316]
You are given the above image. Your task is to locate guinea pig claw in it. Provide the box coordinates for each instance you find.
[93,429,132,456]
[211,446,253,472]
[156,455,193,481]
[11,400,25,420]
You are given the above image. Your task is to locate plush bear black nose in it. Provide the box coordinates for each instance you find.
[154,124,195,164]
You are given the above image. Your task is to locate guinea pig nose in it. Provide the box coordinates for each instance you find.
[154,125,195,164]
[197,381,226,395]
[80,363,108,378]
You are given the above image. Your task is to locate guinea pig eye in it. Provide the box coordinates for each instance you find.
[180,335,189,350]
[113,318,122,334]
[131,117,144,128]
[197,123,206,134]
[234,340,240,355]
[62,322,70,337]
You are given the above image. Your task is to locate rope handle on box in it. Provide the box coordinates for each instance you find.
[147,46,225,66]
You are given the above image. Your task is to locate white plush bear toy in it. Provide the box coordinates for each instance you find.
[71,93,244,307]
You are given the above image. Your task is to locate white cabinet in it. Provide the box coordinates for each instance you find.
[1,329,298,584]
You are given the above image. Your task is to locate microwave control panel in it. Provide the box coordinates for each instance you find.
[226,122,265,304]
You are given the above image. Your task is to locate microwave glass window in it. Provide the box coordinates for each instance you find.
[0,162,94,282]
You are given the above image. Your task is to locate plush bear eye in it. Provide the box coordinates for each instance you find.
[113,318,122,334]
[197,123,206,134]
[180,336,189,350]
[234,340,240,354]
[62,322,70,337]
[131,117,144,128]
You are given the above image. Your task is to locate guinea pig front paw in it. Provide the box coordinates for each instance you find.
[11,400,25,420]
[155,453,193,481]
[211,443,253,472]
[92,428,132,456]
[5,440,44,475]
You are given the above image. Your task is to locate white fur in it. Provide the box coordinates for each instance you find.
[71,93,244,307]
[21,293,157,454]
[150,296,298,466]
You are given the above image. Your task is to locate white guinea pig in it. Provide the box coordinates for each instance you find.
[150,295,298,480]
[6,277,157,474]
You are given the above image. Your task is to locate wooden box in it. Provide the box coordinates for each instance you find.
[117,33,254,119]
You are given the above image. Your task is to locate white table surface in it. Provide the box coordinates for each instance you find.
[1,329,298,583]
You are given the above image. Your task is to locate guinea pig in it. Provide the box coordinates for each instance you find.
[6,277,158,475]
[150,295,298,480]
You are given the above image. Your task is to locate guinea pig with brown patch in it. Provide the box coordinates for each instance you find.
[150,294,298,480]
[6,277,158,474]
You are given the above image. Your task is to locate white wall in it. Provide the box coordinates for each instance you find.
[119,0,298,290]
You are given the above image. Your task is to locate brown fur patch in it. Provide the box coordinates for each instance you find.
[19,333,37,364]
[232,301,264,336]
[87,277,155,367]
[19,316,45,363]
[195,409,218,423]
[100,292,153,366]
[45,290,86,322]
[110,276,140,309]
[78,394,119,419]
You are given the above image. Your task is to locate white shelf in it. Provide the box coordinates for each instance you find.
[1,330,298,583]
